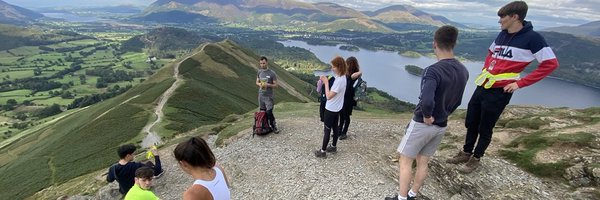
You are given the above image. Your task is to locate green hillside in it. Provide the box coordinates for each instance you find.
[163,40,312,134]
[0,65,174,199]
[540,31,600,88]
[0,39,311,199]
[0,24,92,51]
[318,18,394,33]
[121,26,220,58]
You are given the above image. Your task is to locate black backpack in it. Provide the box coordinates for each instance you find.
[353,78,367,101]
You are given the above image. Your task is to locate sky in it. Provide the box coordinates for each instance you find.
[299,0,600,28]
[4,0,599,28]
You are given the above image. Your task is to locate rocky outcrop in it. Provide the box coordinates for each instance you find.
[423,156,558,200]
[564,155,600,187]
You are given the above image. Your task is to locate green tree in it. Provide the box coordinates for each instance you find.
[33,67,42,76]
[3,99,17,111]
[79,75,87,84]
[36,104,62,118]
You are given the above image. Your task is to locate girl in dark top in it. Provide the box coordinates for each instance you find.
[339,56,362,140]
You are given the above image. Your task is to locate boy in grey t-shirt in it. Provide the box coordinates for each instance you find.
[255,56,279,133]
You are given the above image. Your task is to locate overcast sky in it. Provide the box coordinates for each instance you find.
[299,0,600,28]
[4,0,599,28]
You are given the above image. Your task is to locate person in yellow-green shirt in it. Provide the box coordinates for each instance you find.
[125,166,159,200]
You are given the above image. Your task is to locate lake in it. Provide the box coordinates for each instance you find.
[280,40,600,109]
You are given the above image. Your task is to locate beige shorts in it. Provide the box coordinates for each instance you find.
[397,120,447,158]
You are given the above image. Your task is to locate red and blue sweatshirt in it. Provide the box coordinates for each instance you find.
[482,21,559,88]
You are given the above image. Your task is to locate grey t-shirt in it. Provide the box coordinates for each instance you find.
[257,68,277,97]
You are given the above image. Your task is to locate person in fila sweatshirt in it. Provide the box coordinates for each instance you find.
[446,1,559,174]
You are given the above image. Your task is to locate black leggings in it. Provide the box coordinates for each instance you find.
[339,105,353,136]
[321,110,340,151]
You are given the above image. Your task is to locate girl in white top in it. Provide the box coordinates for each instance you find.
[315,56,347,158]
[174,137,230,200]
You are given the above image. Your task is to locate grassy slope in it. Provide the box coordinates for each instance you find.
[0,39,314,199]
[0,64,175,199]
[162,40,312,135]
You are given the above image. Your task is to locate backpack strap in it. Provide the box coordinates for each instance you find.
[110,163,119,181]
[353,77,363,89]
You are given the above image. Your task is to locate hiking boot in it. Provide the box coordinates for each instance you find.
[314,150,326,158]
[273,127,280,134]
[326,145,337,153]
[154,170,165,179]
[458,157,480,174]
[339,134,348,140]
[446,151,472,164]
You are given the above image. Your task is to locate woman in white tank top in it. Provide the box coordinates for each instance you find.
[174,137,231,200]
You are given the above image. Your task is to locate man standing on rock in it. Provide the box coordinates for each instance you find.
[446,1,559,173]
[256,56,280,133]
[387,25,469,200]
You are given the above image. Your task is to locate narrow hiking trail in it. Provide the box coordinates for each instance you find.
[139,42,313,148]
[141,57,187,148]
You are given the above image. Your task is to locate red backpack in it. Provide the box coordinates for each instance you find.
[253,110,272,137]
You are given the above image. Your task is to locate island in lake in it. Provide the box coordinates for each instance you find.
[405,65,424,76]
[339,45,359,52]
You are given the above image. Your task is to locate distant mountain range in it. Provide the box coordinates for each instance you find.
[36,5,144,14]
[0,24,92,50]
[0,0,43,24]
[139,0,464,31]
[544,21,600,38]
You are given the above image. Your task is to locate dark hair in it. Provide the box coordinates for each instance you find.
[434,25,458,51]
[345,56,360,75]
[173,137,215,168]
[135,166,155,179]
[117,144,136,159]
[330,56,347,76]
[498,1,528,21]
[260,56,268,62]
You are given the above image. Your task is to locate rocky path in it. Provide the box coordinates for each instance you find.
[91,111,579,200]
[152,117,404,199]
[141,57,186,148]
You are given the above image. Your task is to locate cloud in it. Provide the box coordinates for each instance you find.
[299,0,600,28]
[3,0,151,8]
